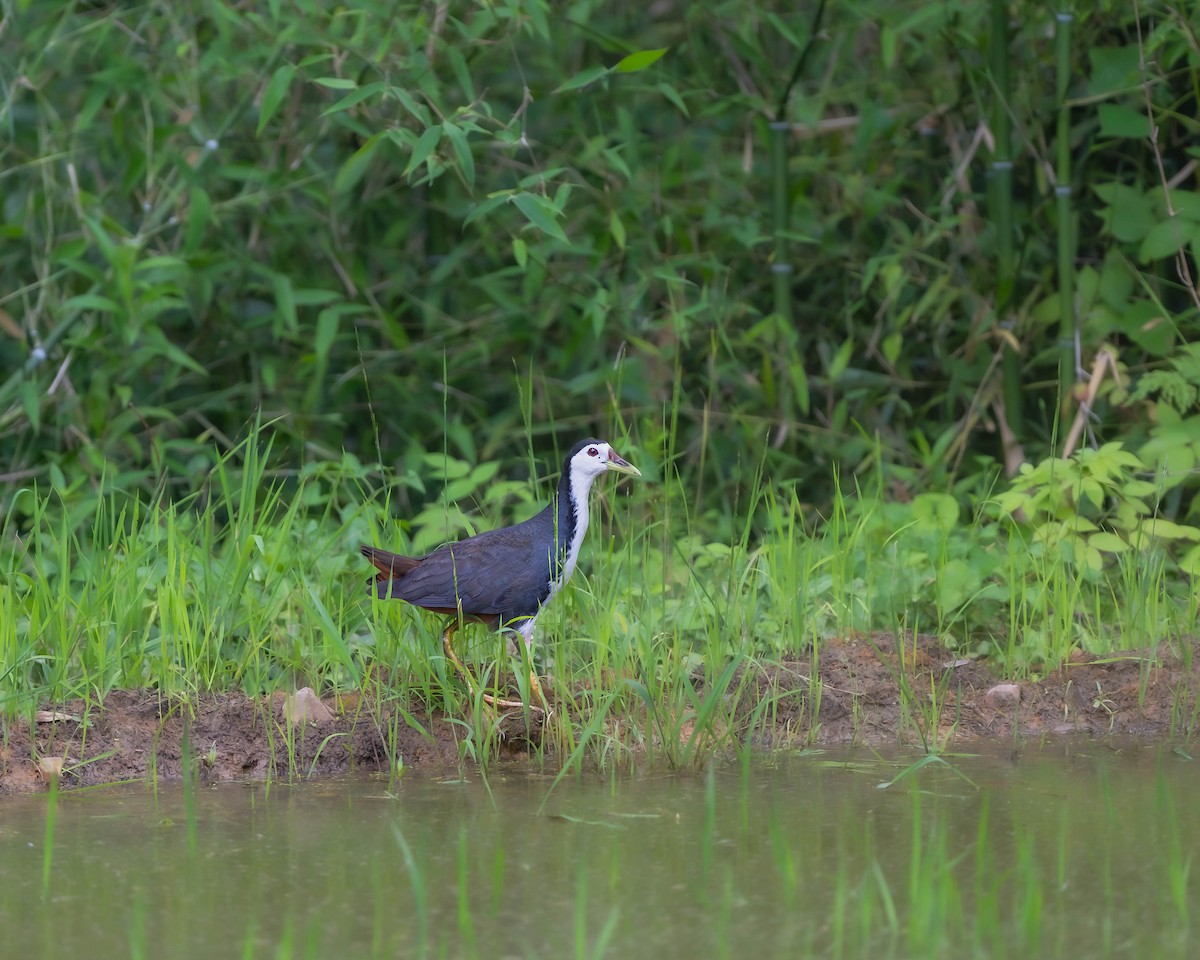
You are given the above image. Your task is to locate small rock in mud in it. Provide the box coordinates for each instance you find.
[35,711,81,724]
[37,756,65,780]
[282,688,334,726]
[986,683,1022,705]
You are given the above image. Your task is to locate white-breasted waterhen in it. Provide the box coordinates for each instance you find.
[362,438,641,712]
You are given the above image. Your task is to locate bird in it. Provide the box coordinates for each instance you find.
[362,438,641,712]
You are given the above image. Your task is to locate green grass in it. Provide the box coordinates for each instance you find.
[2,421,1196,773]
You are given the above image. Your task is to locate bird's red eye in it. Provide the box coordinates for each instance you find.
[588,446,599,457]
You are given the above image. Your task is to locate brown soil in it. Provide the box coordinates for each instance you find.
[3,635,1197,795]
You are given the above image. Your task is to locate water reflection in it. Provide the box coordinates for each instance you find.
[0,740,1194,959]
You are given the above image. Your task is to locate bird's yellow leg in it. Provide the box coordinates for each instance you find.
[442,620,542,714]
[441,620,480,698]
[508,624,551,715]
[526,668,551,715]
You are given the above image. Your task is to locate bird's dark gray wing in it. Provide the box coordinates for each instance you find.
[388,517,554,617]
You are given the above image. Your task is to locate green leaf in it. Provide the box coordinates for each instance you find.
[1093,182,1156,243]
[257,65,295,135]
[19,378,39,432]
[333,132,383,194]
[403,125,442,178]
[554,65,610,94]
[147,328,207,376]
[313,76,357,90]
[463,192,511,227]
[1138,218,1189,262]
[61,294,120,314]
[314,308,340,364]
[1172,191,1200,222]
[789,362,810,415]
[320,80,386,117]
[1097,103,1149,139]
[1089,532,1129,552]
[272,272,297,334]
[656,82,689,117]
[1144,518,1200,542]
[827,338,854,379]
[512,237,527,270]
[511,193,569,243]
[609,210,626,251]
[184,186,211,254]
[1086,45,1141,98]
[442,122,475,190]
[614,48,668,73]
[1117,301,1175,357]
[911,493,960,532]
[292,288,343,305]
[936,558,972,611]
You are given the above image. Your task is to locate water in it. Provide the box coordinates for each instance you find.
[0,741,1195,959]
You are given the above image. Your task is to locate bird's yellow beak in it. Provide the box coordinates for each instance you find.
[605,451,641,478]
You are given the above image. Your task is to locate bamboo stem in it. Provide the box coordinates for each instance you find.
[769,121,793,322]
[989,0,1022,435]
[1056,10,1076,436]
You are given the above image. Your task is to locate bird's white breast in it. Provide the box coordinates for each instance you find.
[546,457,592,602]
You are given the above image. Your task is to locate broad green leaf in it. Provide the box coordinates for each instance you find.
[61,294,120,314]
[320,80,386,117]
[404,124,442,178]
[150,331,208,376]
[614,48,668,73]
[512,237,527,270]
[512,192,569,243]
[442,122,475,190]
[881,25,897,70]
[554,65,610,93]
[257,65,295,135]
[1172,191,1200,221]
[314,307,340,364]
[1097,103,1149,139]
[463,192,511,227]
[333,132,383,194]
[1138,218,1189,262]
[609,209,626,250]
[184,186,210,253]
[789,361,810,414]
[936,558,972,611]
[656,82,690,117]
[912,492,960,532]
[827,338,854,379]
[1093,182,1156,243]
[292,288,343,305]
[1144,518,1200,541]
[272,272,296,334]
[423,453,471,480]
[1089,532,1129,552]
[1087,45,1140,98]
[313,76,356,90]
[882,331,902,365]
[1117,300,1175,357]
[19,375,39,432]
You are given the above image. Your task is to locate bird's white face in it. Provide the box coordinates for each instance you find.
[571,441,641,480]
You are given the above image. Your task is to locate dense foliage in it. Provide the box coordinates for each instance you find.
[2,0,1197,516]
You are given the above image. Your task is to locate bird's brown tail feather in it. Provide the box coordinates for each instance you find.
[360,544,420,584]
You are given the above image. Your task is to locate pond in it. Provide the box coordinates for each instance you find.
[0,740,1194,959]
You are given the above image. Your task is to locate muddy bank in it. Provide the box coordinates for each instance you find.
[3,635,1196,794]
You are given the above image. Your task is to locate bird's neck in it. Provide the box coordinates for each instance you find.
[552,459,593,575]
